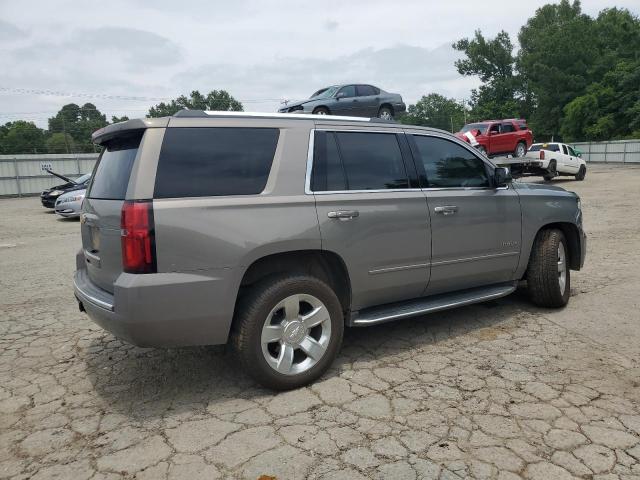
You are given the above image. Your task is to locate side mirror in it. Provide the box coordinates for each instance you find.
[494,167,512,187]
[335,92,346,100]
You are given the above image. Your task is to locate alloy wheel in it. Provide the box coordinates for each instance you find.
[261,294,332,375]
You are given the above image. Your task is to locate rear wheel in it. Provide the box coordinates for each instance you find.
[313,107,329,115]
[543,160,557,181]
[378,106,393,120]
[527,229,570,308]
[575,165,586,181]
[514,141,526,158]
[232,274,344,390]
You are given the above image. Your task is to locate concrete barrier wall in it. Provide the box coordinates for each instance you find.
[573,140,640,164]
[0,154,99,197]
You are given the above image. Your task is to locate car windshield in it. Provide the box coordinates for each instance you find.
[460,123,489,135]
[75,173,91,184]
[310,86,338,99]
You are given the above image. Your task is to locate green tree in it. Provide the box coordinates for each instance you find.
[561,59,640,141]
[148,90,243,117]
[517,0,596,139]
[401,93,465,132]
[453,30,530,121]
[111,115,129,124]
[0,121,46,154]
[46,133,76,154]
[48,103,108,152]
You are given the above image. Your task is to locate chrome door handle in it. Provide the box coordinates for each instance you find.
[434,205,458,215]
[328,210,359,220]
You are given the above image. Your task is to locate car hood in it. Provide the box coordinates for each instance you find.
[43,182,86,195]
[282,98,322,109]
[57,188,86,201]
[512,182,574,194]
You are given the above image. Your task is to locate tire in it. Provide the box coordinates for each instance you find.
[514,141,526,158]
[527,229,570,308]
[575,165,586,181]
[378,106,393,120]
[543,160,557,181]
[313,107,329,115]
[231,274,344,390]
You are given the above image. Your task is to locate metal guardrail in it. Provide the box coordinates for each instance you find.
[0,154,99,197]
[572,139,640,164]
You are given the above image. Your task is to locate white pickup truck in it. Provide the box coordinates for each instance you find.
[511,142,587,181]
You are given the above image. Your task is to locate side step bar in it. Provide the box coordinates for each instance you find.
[350,282,517,326]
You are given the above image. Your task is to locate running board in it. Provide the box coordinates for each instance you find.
[350,282,517,326]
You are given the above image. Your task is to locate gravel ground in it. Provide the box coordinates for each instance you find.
[1,163,640,480]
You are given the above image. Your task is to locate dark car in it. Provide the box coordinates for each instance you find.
[41,171,91,208]
[278,84,406,120]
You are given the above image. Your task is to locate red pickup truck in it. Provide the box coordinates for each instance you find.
[455,119,534,158]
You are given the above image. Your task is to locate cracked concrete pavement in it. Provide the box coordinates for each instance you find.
[1,164,640,479]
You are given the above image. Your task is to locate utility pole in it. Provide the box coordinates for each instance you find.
[61,117,70,154]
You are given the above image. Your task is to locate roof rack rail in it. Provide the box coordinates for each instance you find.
[172,109,395,123]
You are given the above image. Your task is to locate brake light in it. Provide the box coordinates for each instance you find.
[540,150,545,160]
[121,200,157,274]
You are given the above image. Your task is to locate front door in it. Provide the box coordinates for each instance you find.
[310,129,431,310]
[407,132,522,294]
[332,85,357,115]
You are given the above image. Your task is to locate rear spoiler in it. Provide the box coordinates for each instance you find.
[92,117,169,145]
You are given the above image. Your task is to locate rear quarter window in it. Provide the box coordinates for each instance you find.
[154,127,280,198]
[88,133,141,200]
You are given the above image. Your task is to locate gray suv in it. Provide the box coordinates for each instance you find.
[75,111,586,390]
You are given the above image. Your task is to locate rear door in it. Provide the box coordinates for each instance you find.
[355,85,380,117]
[310,129,431,310]
[407,132,521,294]
[80,131,142,293]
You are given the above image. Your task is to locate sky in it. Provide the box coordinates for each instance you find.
[1,0,638,127]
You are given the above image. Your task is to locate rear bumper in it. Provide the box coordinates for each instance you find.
[74,257,239,347]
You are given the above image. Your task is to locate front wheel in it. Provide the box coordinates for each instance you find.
[313,107,329,115]
[575,165,586,181]
[232,274,344,390]
[527,229,570,308]
[514,141,526,158]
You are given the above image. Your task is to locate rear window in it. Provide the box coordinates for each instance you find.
[88,133,141,200]
[154,127,279,198]
[311,131,409,191]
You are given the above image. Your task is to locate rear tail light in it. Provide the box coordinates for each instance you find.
[540,150,545,160]
[121,200,157,274]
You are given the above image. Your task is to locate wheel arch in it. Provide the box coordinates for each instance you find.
[313,105,331,114]
[531,222,582,271]
[379,103,394,115]
[235,249,352,318]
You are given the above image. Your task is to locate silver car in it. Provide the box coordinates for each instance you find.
[55,188,86,218]
[74,111,586,390]
[278,84,406,120]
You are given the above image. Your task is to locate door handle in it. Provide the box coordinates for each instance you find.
[328,210,359,220]
[434,205,458,215]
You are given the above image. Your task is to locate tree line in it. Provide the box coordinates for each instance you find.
[1,0,638,154]
[402,1,640,142]
[0,91,243,155]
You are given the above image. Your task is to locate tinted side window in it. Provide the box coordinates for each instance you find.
[154,128,279,198]
[356,85,376,96]
[311,132,346,192]
[561,144,568,154]
[489,124,500,134]
[88,132,141,200]
[335,132,408,190]
[412,136,490,188]
[501,123,515,133]
[338,85,356,98]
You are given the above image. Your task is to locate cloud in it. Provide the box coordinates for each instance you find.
[324,20,339,31]
[0,20,27,41]
[173,43,479,112]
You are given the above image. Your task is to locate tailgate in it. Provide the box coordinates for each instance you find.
[80,132,142,293]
